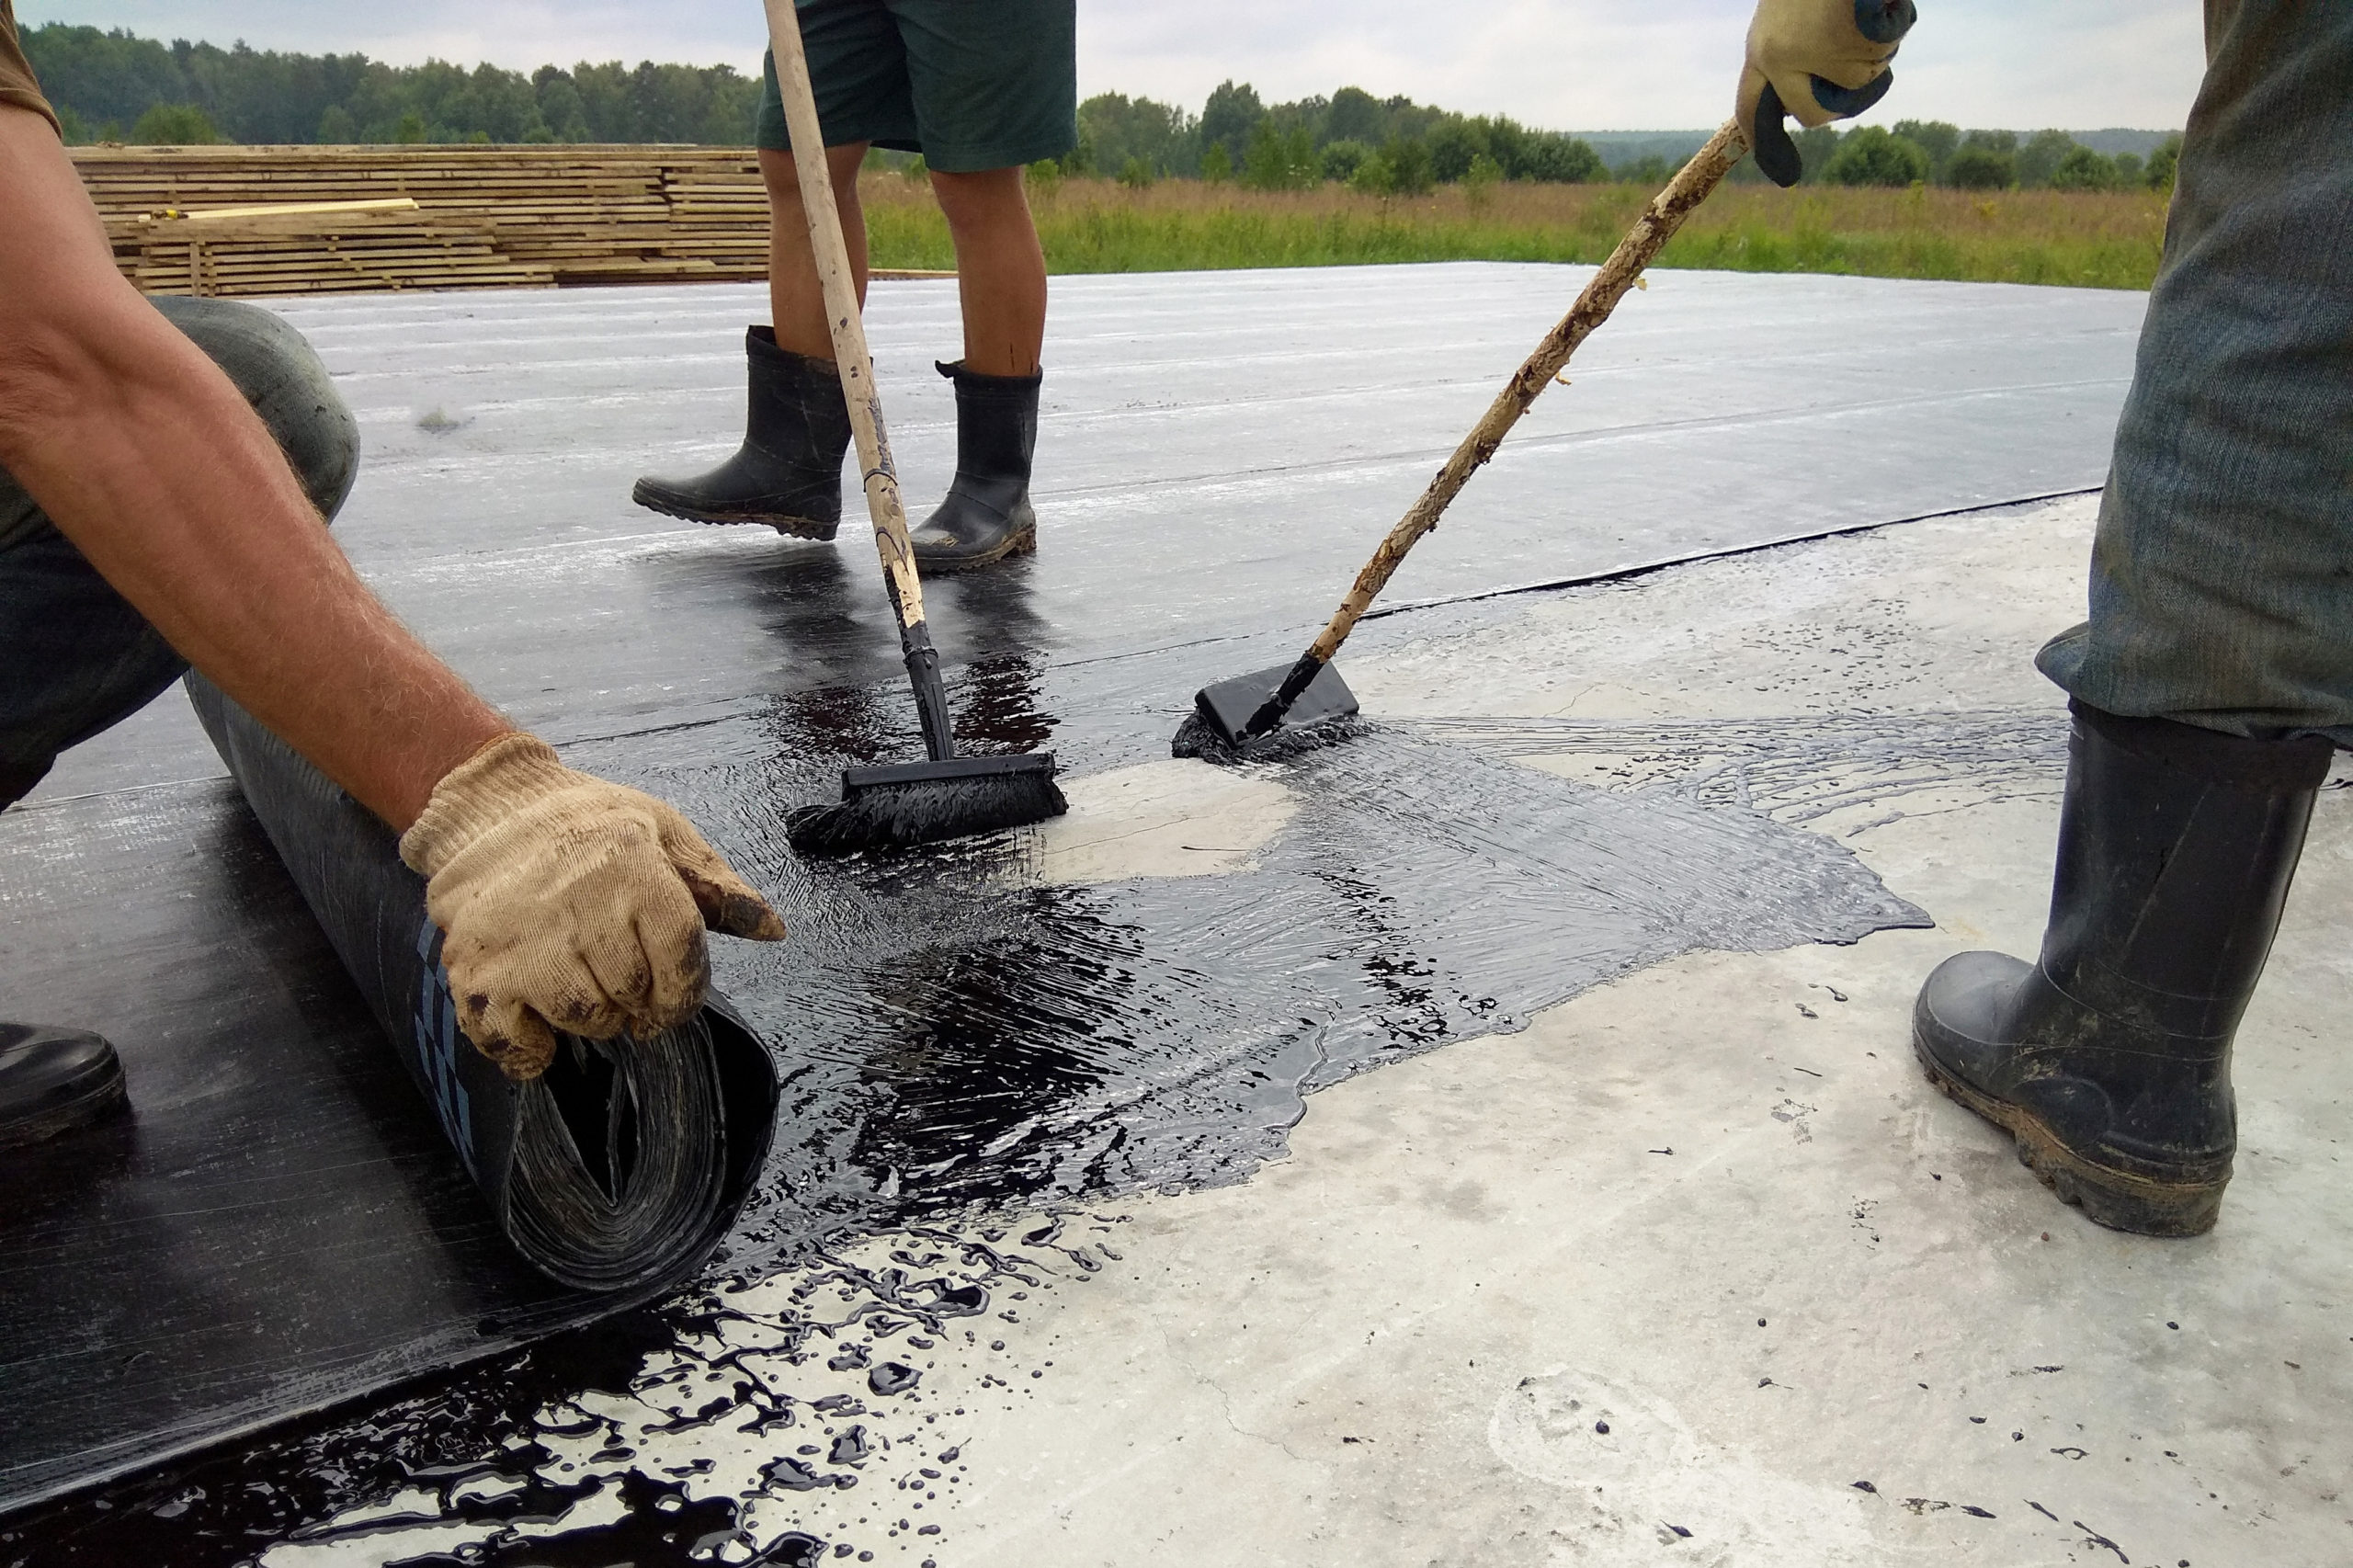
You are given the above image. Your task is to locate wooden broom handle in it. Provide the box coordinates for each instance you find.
[762,0,930,633]
[1305,119,1748,665]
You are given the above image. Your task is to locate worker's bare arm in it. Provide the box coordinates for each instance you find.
[0,103,505,829]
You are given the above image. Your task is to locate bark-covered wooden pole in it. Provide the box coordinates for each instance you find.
[1307,118,1747,665]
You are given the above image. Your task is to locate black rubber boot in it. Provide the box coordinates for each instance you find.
[632,327,851,539]
[910,361,1040,573]
[1,1024,129,1151]
[1914,700,2331,1236]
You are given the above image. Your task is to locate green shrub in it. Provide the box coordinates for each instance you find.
[2048,145,2118,191]
[2146,132,2183,192]
[1614,153,1671,186]
[1426,118,1489,183]
[1890,119,1960,176]
[1320,139,1371,183]
[1940,146,2013,189]
[1348,152,1393,195]
[2014,129,2079,188]
[1381,134,1433,195]
[1242,120,1317,190]
[130,103,225,144]
[1118,154,1154,189]
[1826,126,1930,187]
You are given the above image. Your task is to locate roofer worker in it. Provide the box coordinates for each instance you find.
[631,0,1074,573]
[1747,0,2352,1236]
[0,0,787,1150]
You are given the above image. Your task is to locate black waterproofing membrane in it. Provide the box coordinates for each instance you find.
[0,268,2137,1528]
[186,676,778,1293]
[0,683,776,1514]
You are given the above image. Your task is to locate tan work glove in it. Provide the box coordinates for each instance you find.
[400,733,786,1080]
[1738,0,1917,187]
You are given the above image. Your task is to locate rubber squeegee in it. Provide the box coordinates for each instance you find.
[765,0,1065,855]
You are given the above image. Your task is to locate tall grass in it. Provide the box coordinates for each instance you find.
[858,174,2170,290]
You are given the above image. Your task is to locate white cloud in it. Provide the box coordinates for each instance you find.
[1078,0,2207,131]
[24,0,2207,130]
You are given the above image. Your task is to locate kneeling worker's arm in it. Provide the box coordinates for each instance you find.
[0,104,784,1080]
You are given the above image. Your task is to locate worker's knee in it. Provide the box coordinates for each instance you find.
[152,297,360,525]
[761,146,864,219]
[928,166,1029,233]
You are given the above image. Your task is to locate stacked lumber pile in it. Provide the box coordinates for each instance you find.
[70,144,787,297]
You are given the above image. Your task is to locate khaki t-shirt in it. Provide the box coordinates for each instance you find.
[0,0,61,137]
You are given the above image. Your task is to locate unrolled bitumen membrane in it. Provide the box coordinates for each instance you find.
[0,267,2137,1552]
[186,674,779,1296]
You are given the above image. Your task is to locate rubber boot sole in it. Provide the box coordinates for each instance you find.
[0,1051,129,1152]
[631,485,839,541]
[913,521,1038,575]
[1913,1032,2225,1237]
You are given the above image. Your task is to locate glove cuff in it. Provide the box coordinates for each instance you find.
[399,731,572,878]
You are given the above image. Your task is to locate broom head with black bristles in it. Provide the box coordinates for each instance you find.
[785,753,1066,856]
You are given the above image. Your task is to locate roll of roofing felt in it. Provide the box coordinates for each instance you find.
[187,676,777,1292]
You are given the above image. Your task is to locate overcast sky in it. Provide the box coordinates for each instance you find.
[23,1,2207,131]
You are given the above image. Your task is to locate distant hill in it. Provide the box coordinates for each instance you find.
[1574,127,2177,169]
[2068,129,2178,156]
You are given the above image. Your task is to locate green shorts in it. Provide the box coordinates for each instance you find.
[756,0,1076,173]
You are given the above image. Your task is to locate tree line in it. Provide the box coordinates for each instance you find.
[1799,122,2182,193]
[1074,83,1610,192]
[23,23,761,146]
[26,21,2177,198]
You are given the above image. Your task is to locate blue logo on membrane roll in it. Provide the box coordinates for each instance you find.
[411,916,477,1178]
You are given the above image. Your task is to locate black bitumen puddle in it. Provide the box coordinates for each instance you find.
[0,592,2076,1565]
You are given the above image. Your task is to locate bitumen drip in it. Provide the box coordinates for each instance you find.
[565,697,1930,1247]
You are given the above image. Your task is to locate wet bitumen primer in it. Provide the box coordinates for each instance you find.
[0,626,2053,1562]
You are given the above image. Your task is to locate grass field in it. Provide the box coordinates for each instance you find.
[858,175,2170,291]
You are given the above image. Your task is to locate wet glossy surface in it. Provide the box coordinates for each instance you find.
[28,263,2137,803]
[0,267,2137,1549]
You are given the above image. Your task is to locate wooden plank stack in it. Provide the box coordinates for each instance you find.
[71,144,784,297]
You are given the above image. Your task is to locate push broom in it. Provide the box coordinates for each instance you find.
[764,0,1067,854]
[1180,120,1750,760]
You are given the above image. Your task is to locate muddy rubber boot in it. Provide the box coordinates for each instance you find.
[631,327,850,539]
[0,1024,129,1151]
[910,361,1040,573]
[1913,700,2331,1236]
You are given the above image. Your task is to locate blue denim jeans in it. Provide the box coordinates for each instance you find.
[0,296,358,806]
[2038,1,2353,743]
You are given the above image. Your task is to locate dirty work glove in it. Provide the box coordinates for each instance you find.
[1738,0,1917,187]
[400,733,787,1081]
